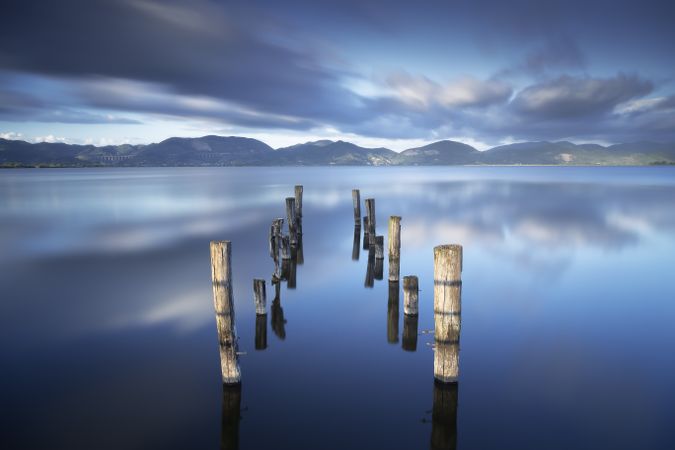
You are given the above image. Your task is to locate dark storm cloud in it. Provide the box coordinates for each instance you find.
[512,74,653,118]
[1,0,674,143]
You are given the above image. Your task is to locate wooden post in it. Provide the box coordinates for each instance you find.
[285,197,297,244]
[374,235,384,259]
[365,198,376,245]
[402,314,418,352]
[430,381,458,450]
[433,244,462,384]
[209,241,241,385]
[281,236,290,260]
[387,281,399,344]
[255,314,267,351]
[352,189,361,226]
[403,275,419,316]
[295,185,303,218]
[388,216,401,282]
[221,384,242,450]
[352,225,361,261]
[253,279,266,315]
[271,219,284,280]
[374,257,384,280]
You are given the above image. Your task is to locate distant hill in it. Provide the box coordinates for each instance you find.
[1,135,674,167]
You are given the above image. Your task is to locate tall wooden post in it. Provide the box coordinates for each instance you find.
[209,240,241,385]
[433,244,462,383]
[403,275,419,316]
[352,189,361,226]
[294,185,303,218]
[388,216,401,282]
[285,197,297,245]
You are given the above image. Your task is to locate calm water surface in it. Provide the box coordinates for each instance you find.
[1,167,675,449]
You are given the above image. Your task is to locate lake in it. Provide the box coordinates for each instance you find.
[1,167,675,450]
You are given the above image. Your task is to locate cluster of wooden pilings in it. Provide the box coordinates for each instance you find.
[209,185,303,386]
[211,185,463,390]
[351,189,463,384]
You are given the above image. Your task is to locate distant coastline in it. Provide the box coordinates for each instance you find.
[2,135,674,167]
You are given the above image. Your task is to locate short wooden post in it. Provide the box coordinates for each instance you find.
[431,381,458,450]
[433,244,462,384]
[402,314,418,352]
[387,281,399,343]
[255,314,267,351]
[352,225,361,261]
[365,198,376,244]
[253,279,266,315]
[294,185,303,218]
[209,240,241,385]
[403,275,419,316]
[352,189,361,226]
[374,235,384,259]
[285,197,297,244]
[388,216,401,282]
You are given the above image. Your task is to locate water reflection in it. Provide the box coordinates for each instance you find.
[430,382,458,450]
[365,244,376,288]
[387,282,400,344]
[352,226,361,261]
[221,384,242,450]
[255,314,267,351]
[271,282,287,340]
[402,314,418,352]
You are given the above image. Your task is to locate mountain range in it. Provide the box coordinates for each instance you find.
[1,136,674,167]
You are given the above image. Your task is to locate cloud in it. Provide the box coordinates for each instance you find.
[512,74,653,118]
[385,72,512,109]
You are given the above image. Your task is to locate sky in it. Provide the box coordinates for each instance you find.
[1,0,675,150]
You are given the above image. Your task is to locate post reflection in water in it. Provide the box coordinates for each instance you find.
[387,281,400,344]
[430,381,458,450]
[402,314,418,351]
[288,245,297,289]
[221,384,242,450]
[255,314,267,350]
[352,226,361,261]
[365,245,376,288]
[374,257,384,280]
[271,281,287,340]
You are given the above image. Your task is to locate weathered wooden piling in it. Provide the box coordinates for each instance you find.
[209,240,241,385]
[387,282,400,344]
[403,275,419,316]
[388,216,401,282]
[253,279,266,315]
[285,197,297,244]
[255,314,267,351]
[281,236,291,260]
[352,189,361,226]
[431,381,458,450]
[402,314,419,351]
[221,384,242,450]
[352,226,361,260]
[365,198,376,244]
[374,257,384,280]
[271,218,284,280]
[295,185,303,218]
[433,244,463,384]
[374,235,384,259]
